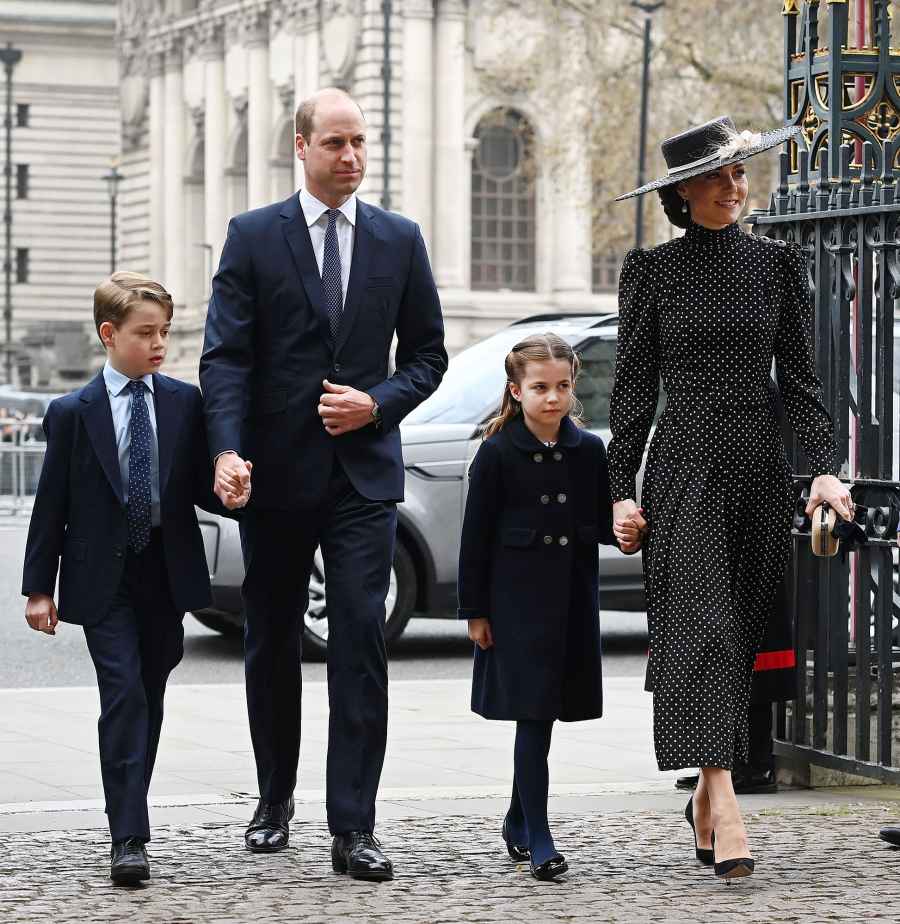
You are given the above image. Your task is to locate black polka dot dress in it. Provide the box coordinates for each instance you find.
[607,220,838,771]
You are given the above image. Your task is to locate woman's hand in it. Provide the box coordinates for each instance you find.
[806,474,854,522]
[614,499,647,554]
[468,617,494,650]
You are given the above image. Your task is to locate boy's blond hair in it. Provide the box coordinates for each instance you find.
[93,271,173,344]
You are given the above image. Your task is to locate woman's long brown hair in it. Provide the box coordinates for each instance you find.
[482,332,583,438]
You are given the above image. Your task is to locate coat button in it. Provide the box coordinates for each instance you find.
[540,494,550,504]
[553,451,563,461]
[559,536,569,546]
[533,453,544,463]
[113,547,123,559]
[543,535,553,544]
[333,363,342,374]
[557,493,567,504]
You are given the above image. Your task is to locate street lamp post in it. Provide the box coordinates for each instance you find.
[102,160,122,274]
[1,43,23,385]
[631,1,664,250]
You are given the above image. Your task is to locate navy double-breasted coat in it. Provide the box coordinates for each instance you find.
[457,414,617,721]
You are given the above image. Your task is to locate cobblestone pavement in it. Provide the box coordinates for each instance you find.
[2,802,898,923]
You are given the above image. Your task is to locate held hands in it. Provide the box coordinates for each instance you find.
[805,474,854,522]
[214,453,253,510]
[613,499,648,555]
[25,594,58,635]
[468,617,494,650]
[318,380,375,436]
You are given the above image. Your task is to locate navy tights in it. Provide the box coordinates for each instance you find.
[505,719,560,866]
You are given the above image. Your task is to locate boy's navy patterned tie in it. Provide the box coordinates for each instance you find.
[126,380,152,553]
[322,208,343,341]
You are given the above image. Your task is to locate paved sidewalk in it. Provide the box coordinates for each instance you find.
[1,677,899,921]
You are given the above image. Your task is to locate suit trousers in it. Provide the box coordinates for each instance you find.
[239,458,397,834]
[82,530,184,842]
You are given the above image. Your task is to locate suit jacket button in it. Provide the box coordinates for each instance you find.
[553,451,563,461]
[557,493,567,503]
[540,494,550,504]
[113,547,123,558]
[533,453,543,463]
[543,535,553,544]
[559,535,569,546]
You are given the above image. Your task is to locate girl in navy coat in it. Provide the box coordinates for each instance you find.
[458,333,645,880]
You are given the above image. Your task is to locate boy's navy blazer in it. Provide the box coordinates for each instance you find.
[22,371,221,626]
[199,193,447,509]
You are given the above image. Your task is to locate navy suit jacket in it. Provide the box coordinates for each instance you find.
[199,193,447,509]
[21,372,222,626]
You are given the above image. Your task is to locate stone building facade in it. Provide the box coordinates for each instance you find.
[117,0,615,381]
[1,0,119,388]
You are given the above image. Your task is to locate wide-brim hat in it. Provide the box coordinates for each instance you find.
[615,116,800,201]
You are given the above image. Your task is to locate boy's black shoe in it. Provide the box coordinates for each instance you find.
[331,832,394,881]
[674,768,777,794]
[245,796,294,852]
[110,838,150,885]
[879,826,900,846]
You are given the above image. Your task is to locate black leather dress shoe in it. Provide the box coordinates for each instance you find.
[245,796,295,853]
[331,832,394,881]
[110,838,150,885]
[732,768,777,795]
[879,825,900,846]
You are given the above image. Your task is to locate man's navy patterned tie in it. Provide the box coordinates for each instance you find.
[322,208,343,341]
[126,380,152,553]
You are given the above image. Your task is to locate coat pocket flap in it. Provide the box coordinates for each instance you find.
[576,524,600,543]
[258,390,287,414]
[501,527,537,548]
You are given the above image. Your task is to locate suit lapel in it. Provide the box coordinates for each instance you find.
[335,201,376,357]
[280,194,334,348]
[152,374,181,500]
[79,372,124,506]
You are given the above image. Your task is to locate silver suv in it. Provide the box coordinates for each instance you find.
[192,313,649,658]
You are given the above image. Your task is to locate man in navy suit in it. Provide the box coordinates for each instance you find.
[22,272,245,885]
[200,87,446,880]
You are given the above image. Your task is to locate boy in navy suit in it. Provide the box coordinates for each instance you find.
[22,272,247,885]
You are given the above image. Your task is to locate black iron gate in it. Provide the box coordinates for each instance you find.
[746,1,900,783]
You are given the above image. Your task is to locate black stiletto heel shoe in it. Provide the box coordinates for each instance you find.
[501,817,530,861]
[684,797,714,866]
[714,857,755,880]
[530,854,568,881]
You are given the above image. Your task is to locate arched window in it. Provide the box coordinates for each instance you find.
[270,118,295,201]
[471,109,536,291]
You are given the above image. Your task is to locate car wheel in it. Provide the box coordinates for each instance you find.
[301,538,417,661]
[191,608,243,637]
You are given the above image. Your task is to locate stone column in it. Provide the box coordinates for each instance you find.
[402,0,435,248]
[163,36,185,303]
[291,0,318,190]
[201,20,228,264]
[245,8,271,210]
[433,0,467,289]
[148,48,166,280]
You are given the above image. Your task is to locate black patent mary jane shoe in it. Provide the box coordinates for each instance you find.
[684,797,714,866]
[110,837,150,885]
[530,854,568,882]
[714,857,755,880]
[879,826,900,847]
[501,817,530,861]
[245,796,295,853]
[332,831,394,882]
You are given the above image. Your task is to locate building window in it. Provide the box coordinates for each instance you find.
[16,104,29,128]
[591,251,623,294]
[15,248,29,284]
[16,164,29,199]
[471,110,536,291]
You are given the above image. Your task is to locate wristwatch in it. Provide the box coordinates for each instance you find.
[371,401,382,427]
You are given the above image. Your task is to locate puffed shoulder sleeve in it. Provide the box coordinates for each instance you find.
[607,248,660,501]
[773,244,839,477]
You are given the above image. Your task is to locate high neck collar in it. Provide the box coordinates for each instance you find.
[684,220,742,251]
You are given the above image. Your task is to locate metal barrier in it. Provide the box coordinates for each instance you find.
[0,417,46,515]
[748,0,900,784]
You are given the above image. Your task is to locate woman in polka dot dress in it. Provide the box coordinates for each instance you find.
[608,117,853,879]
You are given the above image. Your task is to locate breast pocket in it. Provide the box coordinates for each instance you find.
[366,275,394,290]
